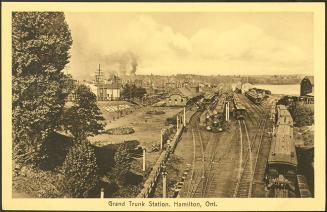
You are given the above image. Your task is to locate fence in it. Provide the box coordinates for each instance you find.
[137,126,184,198]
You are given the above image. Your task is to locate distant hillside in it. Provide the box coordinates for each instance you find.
[121,74,305,86]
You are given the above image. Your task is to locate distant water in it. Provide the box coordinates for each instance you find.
[254,84,300,96]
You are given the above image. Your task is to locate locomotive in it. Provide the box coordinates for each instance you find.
[205,95,226,132]
[266,105,297,197]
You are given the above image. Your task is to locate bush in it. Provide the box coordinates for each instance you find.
[289,103,314,127]
[146,110,165,115]
[12,165,63,198]
[105,127,135,135]
[107,143,132,186]
[62,140,99,197]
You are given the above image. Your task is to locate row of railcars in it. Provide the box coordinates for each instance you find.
[245,89,265,105]
[233,94,247,120]
[205,94,226,132]
[266,105,297,197]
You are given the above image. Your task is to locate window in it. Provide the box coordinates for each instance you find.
[181,99,184,102]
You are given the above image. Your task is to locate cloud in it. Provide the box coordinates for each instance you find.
[65,13,311,78]
[191,24,306,65]
[65,14,193,78]
[122,16,192,59]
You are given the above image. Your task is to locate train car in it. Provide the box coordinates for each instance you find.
[203,93,216,105]
[233,94,246,120]
[253,88,272,96]
[245,89,264,105]
[276,105,294,126]
[267,105,297,197]
[205,95,226,132]
[211,99,225,132]
[234,102,246,120]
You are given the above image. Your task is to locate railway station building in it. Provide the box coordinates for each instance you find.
[165,87,199,107]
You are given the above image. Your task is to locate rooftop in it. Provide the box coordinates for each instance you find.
[268,124,297,166]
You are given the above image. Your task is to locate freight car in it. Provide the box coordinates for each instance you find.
[267,105,297,197]
[245,89,264,105]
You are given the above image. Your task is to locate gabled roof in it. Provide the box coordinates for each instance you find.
[303,76,314,86]
[167,87,198,99]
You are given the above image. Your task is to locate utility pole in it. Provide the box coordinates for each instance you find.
[100,188,104,199]
[162,165,168,198]
[183,107,186,126]
[225,101,229,121]
[227,102,230,121]
[160,129,164,150]
[142,148,146,172]
[176,115,179,131]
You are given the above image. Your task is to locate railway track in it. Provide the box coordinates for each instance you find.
[184,112,206,197]
[233,94,269,197]
[233,120,253,197]
[182,93,271,198]
[203,128,238,197]
[188,125,236,198]
[186,110,238,198]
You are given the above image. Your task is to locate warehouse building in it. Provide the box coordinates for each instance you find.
[165,87,199,107]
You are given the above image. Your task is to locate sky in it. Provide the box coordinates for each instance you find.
[64,12,313,80]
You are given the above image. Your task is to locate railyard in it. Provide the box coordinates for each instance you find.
[146,85,313,198]
[8,10,322,211]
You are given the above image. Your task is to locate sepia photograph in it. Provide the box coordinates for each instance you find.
[1,2,325,211]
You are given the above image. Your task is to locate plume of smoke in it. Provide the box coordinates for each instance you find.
[93,51,139,77]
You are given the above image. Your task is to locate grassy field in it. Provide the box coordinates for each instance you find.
[89,102,183,176]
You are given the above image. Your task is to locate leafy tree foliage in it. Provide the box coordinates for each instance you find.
[61,140,99,197]
[12,12,73,166]
[63,84,105,140]
[289,103,314,127]
[121,84,146,100]
[110,143,132,186]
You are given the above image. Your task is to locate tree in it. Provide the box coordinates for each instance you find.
[61,140,99,197]
[121,84,131,100]
[110,143,132,186]
[134,87,147,98]
[12,12,73,166]
[121,84,147,100]
[63,84,105,140]
[289,103,314,127]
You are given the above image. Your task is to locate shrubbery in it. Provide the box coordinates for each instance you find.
[110,143,132,186]
[12,165,63,198]
[289,103,314,127]
[105,126,135,135]
[62,140,99,197]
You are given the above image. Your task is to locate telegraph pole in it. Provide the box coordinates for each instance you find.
[160,129,164,150]
[226,101,229,121]
[100,188,104,199]
[142,148,146,172]
[162,165,168,198]
[227,102,230,121]
[183,107,186,126]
